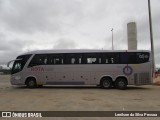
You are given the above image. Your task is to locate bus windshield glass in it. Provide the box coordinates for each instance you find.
[11,54,31,74]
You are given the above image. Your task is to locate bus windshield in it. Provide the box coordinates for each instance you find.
[11,54,31,74]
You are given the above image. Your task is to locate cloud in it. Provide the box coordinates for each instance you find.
[53,38,77,49]
[0,0,85,34]
[0,32,32,64]
[0,0,59,33]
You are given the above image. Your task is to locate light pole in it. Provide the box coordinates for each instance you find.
[148,0,155,73]
[111,28,114,50]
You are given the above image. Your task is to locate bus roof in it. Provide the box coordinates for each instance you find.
[21,49,151,55]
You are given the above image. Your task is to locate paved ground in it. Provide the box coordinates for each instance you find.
[0,75,160,120]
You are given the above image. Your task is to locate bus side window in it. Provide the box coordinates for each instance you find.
[79,58,82,64]
[66,53,82,64]
[48,54,64,65]
[128,53,136,64]
[102,53,119,64]
[84,53,100,64]
[37,55,47,65]
[71,58,76,64]
[28,54,47,67]
[87,58,97,64]
[120,53,128,64]
[105,59,109,64]
[83,53,101,64]
[120,52,137,64]
[110,58,114,64]
[136,52,149,63]
[55,58,63,64]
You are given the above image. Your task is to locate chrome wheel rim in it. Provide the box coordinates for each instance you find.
[103,80,110,88]
[29,81,35,87]
[119,81,125,87]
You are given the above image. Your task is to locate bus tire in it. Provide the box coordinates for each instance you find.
[26,78,37,88]
[115,78,127,90]
[100,77,112,89]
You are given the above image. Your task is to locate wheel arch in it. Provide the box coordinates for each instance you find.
[25,76,37,85]
[100,75,113,83]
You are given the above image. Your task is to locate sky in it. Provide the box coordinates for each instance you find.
[0,0,160,67]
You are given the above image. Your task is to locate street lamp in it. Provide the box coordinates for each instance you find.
[111,28,114,50]
[148,0,155,73]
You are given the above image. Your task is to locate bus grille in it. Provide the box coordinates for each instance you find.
[134,72,150,85]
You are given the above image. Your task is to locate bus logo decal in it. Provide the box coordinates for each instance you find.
[31,67,44,72]
[123,66,133,75]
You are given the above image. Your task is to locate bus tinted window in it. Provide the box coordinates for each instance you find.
[102,53,119,64]
[120,52,149,64]
[48,54,64,65]
[83,53,100,64]
[27,52,150,66]
[65,54,82,64]
[29,54,47,67]
[136,52,149,63]
[128,53,136,64]
[120,53,128,64]
[120,52,136,64]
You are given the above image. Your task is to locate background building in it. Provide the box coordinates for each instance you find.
[127,22,137,50]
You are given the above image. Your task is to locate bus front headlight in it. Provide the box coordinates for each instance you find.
[14,76,21,80]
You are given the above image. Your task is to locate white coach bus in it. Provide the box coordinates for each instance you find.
[8,49,152,89]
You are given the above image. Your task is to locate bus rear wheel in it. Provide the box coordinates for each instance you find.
[26,78,37,88]
[115,78,127,90]
[100,78,112,89]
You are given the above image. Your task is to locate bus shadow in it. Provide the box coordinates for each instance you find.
[13,85,151,90]
[14,85,99,89]
[126,86,151,90]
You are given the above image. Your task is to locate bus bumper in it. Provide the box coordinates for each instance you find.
[10,76,24,85]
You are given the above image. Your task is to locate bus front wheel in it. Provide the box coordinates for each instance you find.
[100,78,112,89]
[115,78,127,90]
[26,78,37,88]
